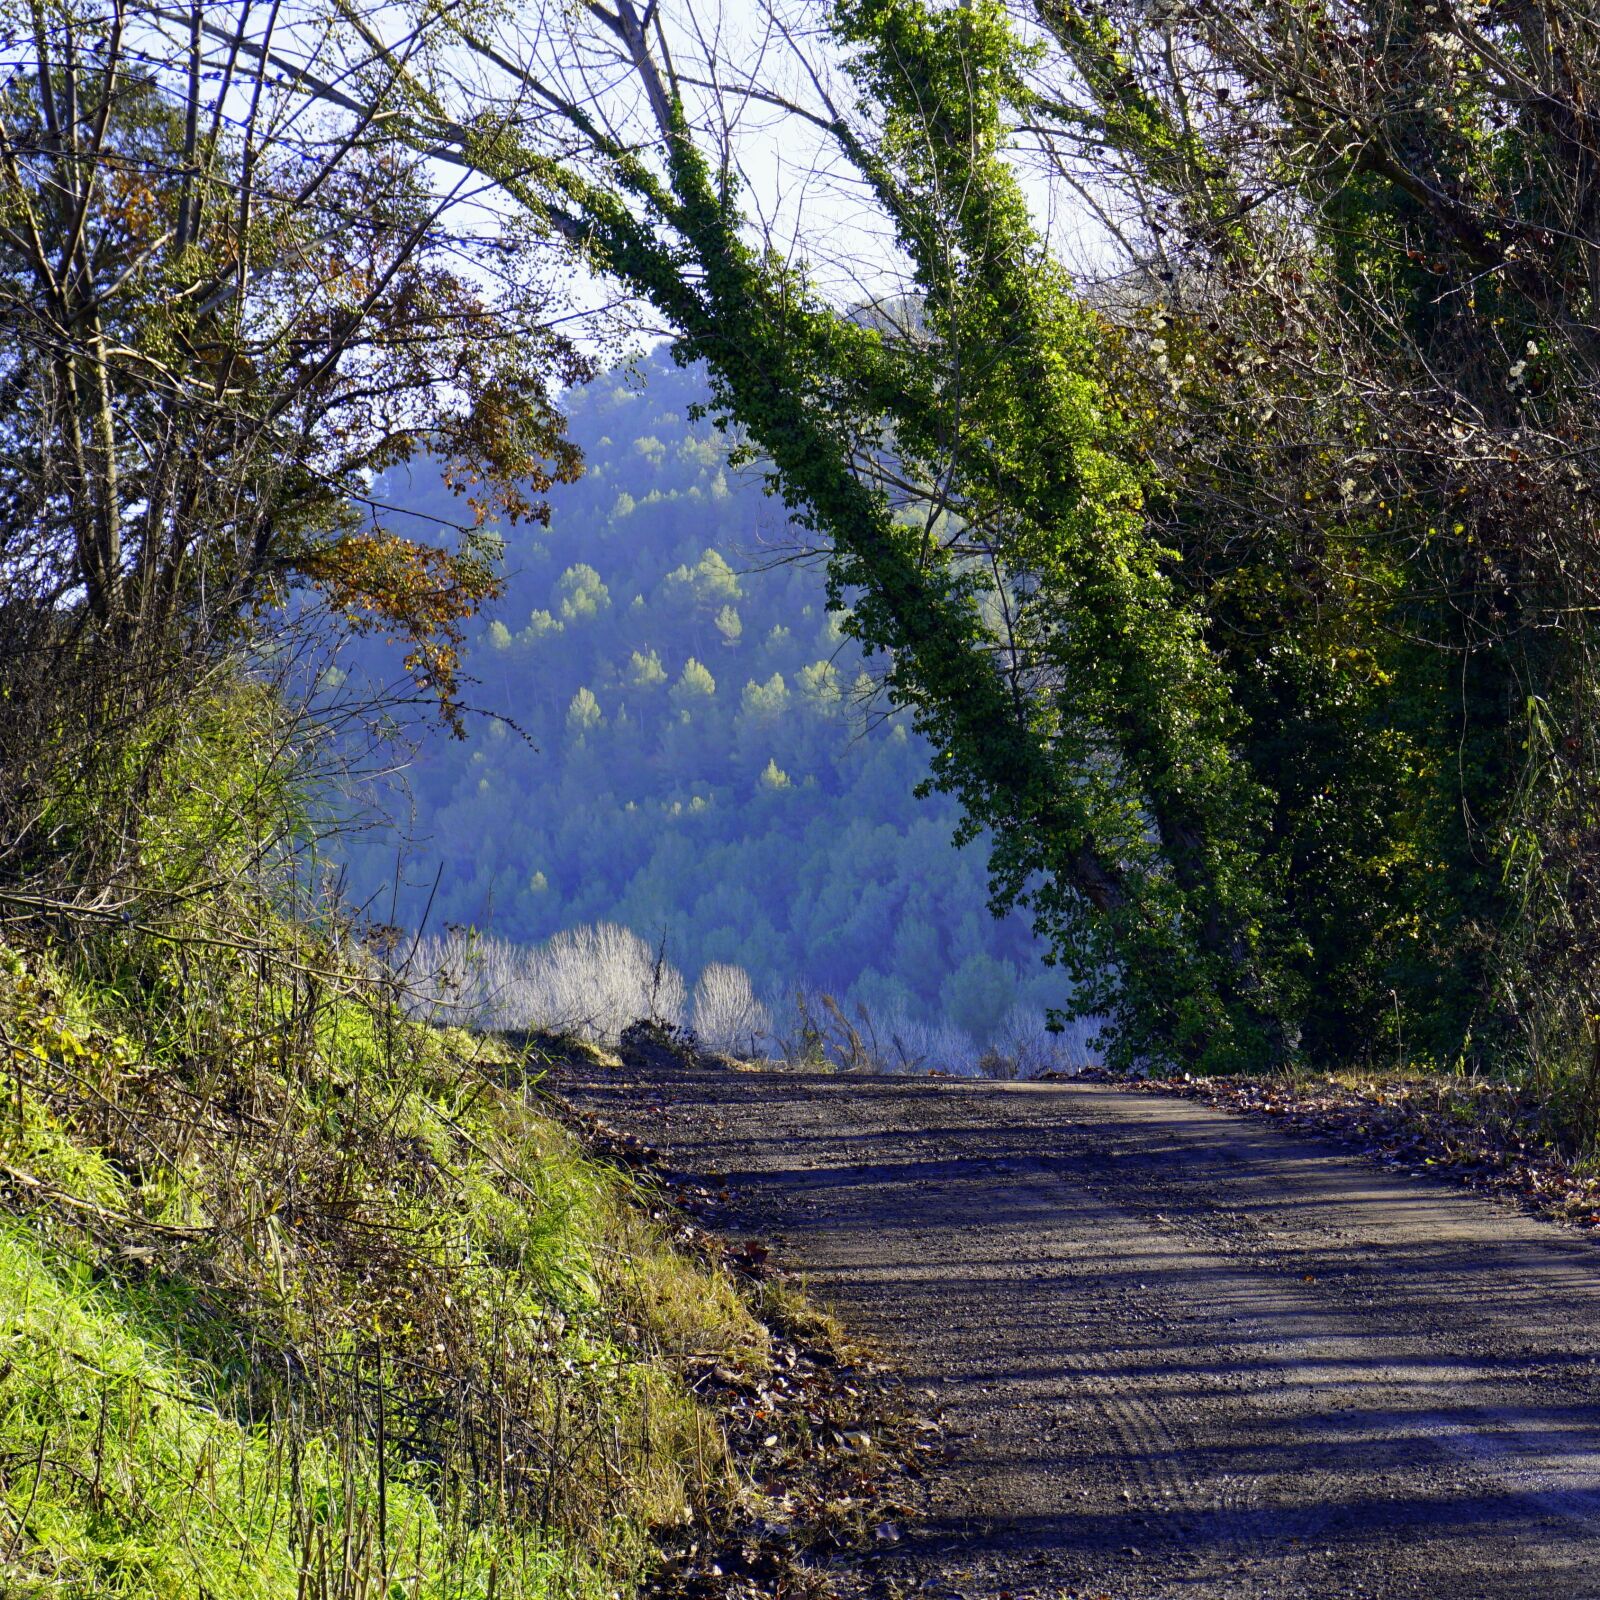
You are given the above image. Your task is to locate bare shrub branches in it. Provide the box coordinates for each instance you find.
[691,962,771,1057]
[408,924,688,1042]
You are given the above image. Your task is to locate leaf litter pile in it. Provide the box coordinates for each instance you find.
[544,1029,944,1600]
[1073,1065,1600,1233]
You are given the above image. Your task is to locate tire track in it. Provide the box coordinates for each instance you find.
[558,1060,1600,1599]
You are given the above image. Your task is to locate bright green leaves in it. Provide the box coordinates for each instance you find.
[822,0,1289,1067]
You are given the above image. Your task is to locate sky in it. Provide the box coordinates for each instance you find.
[24,0,1114,355]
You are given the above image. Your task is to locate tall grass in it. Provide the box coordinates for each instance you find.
[0,933,761,1598]
[758,988,1101,1077]
[0,655,773,1600]
[0,1225,591,1600]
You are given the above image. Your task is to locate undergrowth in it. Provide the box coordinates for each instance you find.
[0,925,766,1598]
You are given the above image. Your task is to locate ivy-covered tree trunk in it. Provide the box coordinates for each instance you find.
[345,0,1298,1069]
[206,0,1600,1092]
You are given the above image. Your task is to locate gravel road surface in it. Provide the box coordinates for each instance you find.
[556,1056,1600,1599]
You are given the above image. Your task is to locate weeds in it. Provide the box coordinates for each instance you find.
[755,987,1102,1080]
[0,927,763,1598]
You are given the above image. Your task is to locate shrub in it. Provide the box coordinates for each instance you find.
[992,1004,1103,1078]
[409,925,686,1043]
[691,963,771,1056]
[871,1007,983,1077]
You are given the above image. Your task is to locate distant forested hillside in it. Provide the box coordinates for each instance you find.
[334,347,1062,1046]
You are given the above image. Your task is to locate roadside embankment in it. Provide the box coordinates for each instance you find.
[0,941,891,1600]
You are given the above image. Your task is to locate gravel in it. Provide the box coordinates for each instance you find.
[556,1055,1600,1600]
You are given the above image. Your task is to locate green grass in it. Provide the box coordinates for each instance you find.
[0,1223,590,1599]
[0,936,765,1598]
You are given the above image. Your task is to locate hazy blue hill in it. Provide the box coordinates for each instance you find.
[336,347,1062,1045]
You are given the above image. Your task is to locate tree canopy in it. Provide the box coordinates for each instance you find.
[0,0,584,906]
[45,0,1600,1092]
[322,0,1600,1084]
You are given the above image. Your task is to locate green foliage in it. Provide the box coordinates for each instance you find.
[740,673,789,722]
[29,676,312,919]
[714,605,743,647]
[388,0,1291,1067]
[0,934,755,1597]
[823,0,1284,1065]
[0,1226,589,1600]
[556,564,612,623]
[940,954,1021,1048]
[567,685,605,733]
[338,355,1067,1042]
[405,0,1588,1078]
[798,661,841,708]
[685,550,742,606]
[446,0,1272,1066]
[1021,0,1600,1072]
[629,649,669,689]
[671,656,717,707]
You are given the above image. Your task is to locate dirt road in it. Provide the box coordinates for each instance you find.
[556,1055,1600,1599]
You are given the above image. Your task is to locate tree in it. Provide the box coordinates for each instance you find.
[740,674,791,723]
[940,954,1019,1048]
[691,549,742,606]
[1017,1,1600,1068]
[245,1,1600,1081]
[349,0,1282,1069]
[671,658,717,710]
[798,661,843,712]
[714,604,743,647]
[567,686,604,734]
[0,0,586,906]
[556,564,612,622]
[629,648,668,689]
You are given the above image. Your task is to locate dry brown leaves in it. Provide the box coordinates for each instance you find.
[1078,1067,1600,1233]
[551,1079,938,1600]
